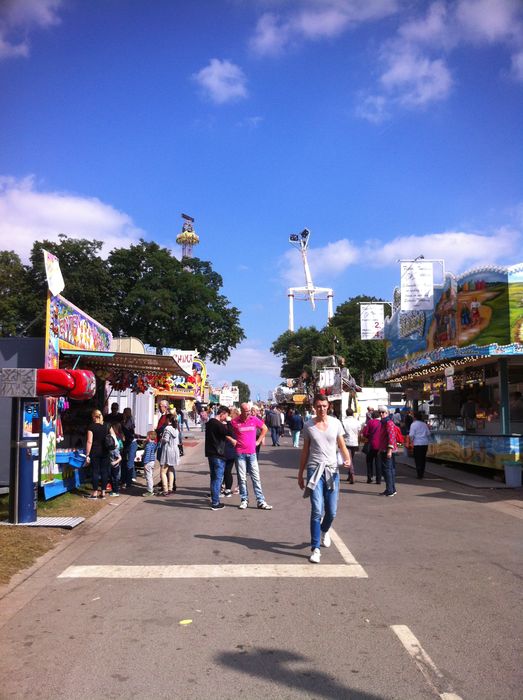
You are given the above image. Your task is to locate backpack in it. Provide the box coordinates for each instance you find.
[104,425,116,451]
[393,422,404,446]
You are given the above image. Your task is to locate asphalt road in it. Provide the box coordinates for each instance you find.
[0,432,521,700]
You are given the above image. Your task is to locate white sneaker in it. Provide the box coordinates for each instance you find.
[309,548,321,564]
[239,500,248,509]
[321,530,331,548]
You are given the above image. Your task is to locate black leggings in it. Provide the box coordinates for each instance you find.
[413,445,428,478]
[91,454,110,491]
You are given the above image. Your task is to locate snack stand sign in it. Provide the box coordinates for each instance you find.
[155,351,207,401]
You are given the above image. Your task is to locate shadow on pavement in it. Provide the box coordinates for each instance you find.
[216,647,385,699]
[194,533,309,558]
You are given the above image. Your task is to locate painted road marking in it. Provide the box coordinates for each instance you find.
[58,563,368,579]
[329,527,361,565]
[391,625,463,700]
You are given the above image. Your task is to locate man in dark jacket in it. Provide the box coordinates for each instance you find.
[288,408,304,448]
[205,405,234,510]
[267,406,281,446]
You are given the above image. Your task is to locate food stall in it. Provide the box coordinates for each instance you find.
[375,263,523,472]
[1,302,188,500]
[152,350,208,414]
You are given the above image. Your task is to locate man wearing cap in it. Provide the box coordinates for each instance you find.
[377,405,398,497]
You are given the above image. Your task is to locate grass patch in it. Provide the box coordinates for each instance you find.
[0,488,104,586]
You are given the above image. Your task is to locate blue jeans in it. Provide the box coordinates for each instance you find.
[110,462,121,494]
[292,430,301,447]
[208,456,226,506]
[308,467,339,550]
[236,453,265,504]
[379,452,396,495]
[270,426,280,445]
[123,440,138,486]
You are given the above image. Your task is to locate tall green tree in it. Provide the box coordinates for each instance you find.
[270,296,387,385]
[270,326,349,378]
[108,240,245,363]
[28,235,115,334]
[0,236,245,365]
[0,252,33,336]
[232,379,250,404]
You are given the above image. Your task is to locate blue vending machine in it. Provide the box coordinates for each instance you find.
[9,398,39,524]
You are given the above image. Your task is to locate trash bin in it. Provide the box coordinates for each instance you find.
[504,461,522,487]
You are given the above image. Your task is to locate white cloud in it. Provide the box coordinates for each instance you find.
[357,0,523,121]
[355,93,389,123]
[192,58,248,104]
[0,175,144,261]
[280,238,360,286]
[250,0,399,56]
[362,228,520,272]
[380,50,453,106]
[399,1,449,45]
[510,49,523,81]
[455,0,521,44]
[0,0,63,60]
[250,13,290,56]
[277,227,521,284]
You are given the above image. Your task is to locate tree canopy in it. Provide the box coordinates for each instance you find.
[1,236,245,364]
[232,379,250,404]
[270,296,387,386]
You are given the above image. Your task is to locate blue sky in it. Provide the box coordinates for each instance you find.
[1,0,522,399]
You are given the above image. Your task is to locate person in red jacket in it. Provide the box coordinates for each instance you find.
[361,410,382,484]
[377,405,398,497]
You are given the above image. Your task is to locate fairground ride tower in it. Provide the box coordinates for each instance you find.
[176,213,200,259]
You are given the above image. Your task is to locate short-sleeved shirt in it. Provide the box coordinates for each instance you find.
[341,416,360,447]
[88,422,110,458]
[231,416,264,454]
[303,416,344,467]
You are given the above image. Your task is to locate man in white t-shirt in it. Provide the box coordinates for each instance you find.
[298,394,352,564]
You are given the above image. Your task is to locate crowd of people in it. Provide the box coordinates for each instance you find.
[83,396,431,564]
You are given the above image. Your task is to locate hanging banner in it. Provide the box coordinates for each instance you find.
[43,250,65,297]
[401,261,434,311]
[360,304,385,340]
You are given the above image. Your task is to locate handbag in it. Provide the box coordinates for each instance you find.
[104,425,116,450]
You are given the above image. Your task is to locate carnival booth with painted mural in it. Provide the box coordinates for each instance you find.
[153,349,208,413]
[375,263,523,473]
[0,251,188,500]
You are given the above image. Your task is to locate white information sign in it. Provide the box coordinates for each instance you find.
[43,249,65,297]
[400,262,434,311]
[219,385,239,407]
[360,304,385,340]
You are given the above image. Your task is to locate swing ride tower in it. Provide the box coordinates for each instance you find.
[288,228,334,331]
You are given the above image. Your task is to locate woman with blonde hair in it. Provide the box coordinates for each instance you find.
[85,409,115,499]
[158,414,180,495]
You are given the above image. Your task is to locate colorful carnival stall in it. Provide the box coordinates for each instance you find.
[152,349,208,413]
[375,263,523,471]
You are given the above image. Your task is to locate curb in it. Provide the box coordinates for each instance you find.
[0,439,205,626]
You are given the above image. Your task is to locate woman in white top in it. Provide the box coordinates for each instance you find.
[159,414,181,495]
[409,412,431,479]
[341,408,359,483]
